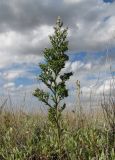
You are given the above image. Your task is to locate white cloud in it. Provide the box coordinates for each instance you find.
[64,0,83,4]
[84,63,92,70]
[3,82,24,93]
[97,78,115,93]
[68,0,115,51]
[71,61,84,72]
[0,25,53,68]
[91,16,115,43]
[62,60,92,75]
[0,26,53,53]
[3,82,15,89]
[3,70,25,80]
[0,51,43,69]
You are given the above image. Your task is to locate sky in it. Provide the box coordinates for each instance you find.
[0,0,115,112]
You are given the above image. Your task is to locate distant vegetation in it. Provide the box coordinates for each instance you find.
[0,18,115,160]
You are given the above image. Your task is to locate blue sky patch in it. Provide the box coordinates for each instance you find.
[15,77,34,86]
[103,0,114,3]
[68,52,87,62]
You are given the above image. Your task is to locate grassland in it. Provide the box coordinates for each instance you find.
[0,97,115,160]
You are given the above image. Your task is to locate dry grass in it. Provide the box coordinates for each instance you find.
[0,103,115,160]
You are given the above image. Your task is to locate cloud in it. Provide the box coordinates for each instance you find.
[0,51,43,69]
[97,78,115,94]
[0,26,53,54]
[3,82,24,95]
[0,0,115,55]
[3,70,25,80]
[0,0,115,110]
[64,0,83,4]
[0,25,53,68]
[0,0,115,70]
[3,82,15,89]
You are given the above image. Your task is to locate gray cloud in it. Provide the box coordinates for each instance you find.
[0,0,65,33]
[0,0,115,59]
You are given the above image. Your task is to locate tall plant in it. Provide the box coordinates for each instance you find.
[33,17,72,150]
